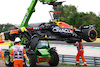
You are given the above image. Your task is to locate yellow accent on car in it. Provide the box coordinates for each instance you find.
[88,29,97,42]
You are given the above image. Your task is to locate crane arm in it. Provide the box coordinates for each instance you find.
[20,0,38,28]
[19,0,57,28]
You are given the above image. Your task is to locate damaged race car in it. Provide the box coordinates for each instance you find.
[26,21,97,43]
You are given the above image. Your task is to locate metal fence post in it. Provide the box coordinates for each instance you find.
[94,57,96,67]
[62,55,64,63]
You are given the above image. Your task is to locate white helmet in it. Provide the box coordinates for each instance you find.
[15,37,21,42]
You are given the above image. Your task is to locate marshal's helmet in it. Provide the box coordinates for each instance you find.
[15,37,21,43]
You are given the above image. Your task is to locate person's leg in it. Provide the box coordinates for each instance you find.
[17,60,23,67]
[14,60,19,67]
[20,60,23,67]
[76,51,80,65]
[81,50,87,66]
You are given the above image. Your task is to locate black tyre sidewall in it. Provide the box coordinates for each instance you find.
[5,53,13,66]
[25,52,36,67]
[82,29,97,42]
[49,51,59,66]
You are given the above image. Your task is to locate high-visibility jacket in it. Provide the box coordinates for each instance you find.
[10,45,26,60]
[74,42,83,51]
[0,48,4,59]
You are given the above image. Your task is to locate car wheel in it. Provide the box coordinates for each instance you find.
[5,54,13,66]
[25,51,36,67]
[83,29,97,42]
[49,51,59,66]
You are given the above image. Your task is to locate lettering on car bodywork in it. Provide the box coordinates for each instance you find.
[52,26,73,34]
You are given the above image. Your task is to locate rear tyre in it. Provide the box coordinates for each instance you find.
[25,51,36,67]
[82,29,97,42]
[49,51,59,66]
[4,50,13,66]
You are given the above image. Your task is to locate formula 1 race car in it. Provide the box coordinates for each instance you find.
[26,21,97,43]
[4,21,97,49]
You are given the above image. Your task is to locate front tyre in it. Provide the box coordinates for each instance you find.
[25,51,36,67]
[49,51,59,66]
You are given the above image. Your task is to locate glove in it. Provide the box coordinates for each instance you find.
[24,55,29,63]
[20,27,27,32]
[10,57,13,63]
[2,58,5,65]
[74,43,77,46]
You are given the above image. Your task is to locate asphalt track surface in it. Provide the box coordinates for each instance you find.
[50,41,100,47]
[50,41,100,57]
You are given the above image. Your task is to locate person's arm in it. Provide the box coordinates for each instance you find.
[1,49,4,59]
[10,49,14,63]
[23,48,26,56]
[23,48,29,62]
[1,49,5,65]
[74,43,77,46]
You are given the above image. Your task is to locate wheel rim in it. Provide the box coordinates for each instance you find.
[89,30,97,40]
[5,55,9,64]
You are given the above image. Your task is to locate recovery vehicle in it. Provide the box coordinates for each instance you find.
[1,0,97,67]
[4,0,62,67]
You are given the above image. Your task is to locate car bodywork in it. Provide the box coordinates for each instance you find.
[26,22,97,43]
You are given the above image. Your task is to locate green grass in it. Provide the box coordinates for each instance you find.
[59,63,100,67]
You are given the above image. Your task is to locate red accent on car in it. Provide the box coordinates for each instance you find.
[27,27,33,29]
[49,11,61,13]
[58,22,72,28]
[39,27,42,29]
[28,49,30,51]
[58,22,77,32]
[10,30,19,34]
[89,30,97,40]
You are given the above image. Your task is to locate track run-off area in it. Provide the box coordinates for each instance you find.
[50,41,100,57]
[0,41,100,67]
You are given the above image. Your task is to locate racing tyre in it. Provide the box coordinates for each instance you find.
[25,51,36,67]
[5,50,13,66]
[82,29,97,42]
[49,51,59,66]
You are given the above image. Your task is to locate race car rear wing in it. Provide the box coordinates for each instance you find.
[79,24,96,30]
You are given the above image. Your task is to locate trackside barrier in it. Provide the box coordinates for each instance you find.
[59,55,100,67]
